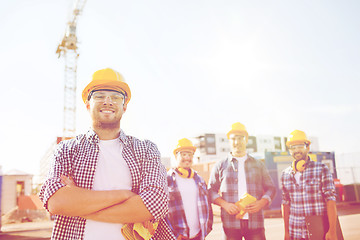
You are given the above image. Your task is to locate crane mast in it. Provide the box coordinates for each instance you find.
[56,0,86,138]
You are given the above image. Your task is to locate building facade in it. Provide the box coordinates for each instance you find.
[192,133,319,163]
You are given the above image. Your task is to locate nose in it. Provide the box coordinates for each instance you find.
[103,96,113,105]
[234,139,241,145]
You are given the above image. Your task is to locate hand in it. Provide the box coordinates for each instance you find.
[245,199,268,214]
[177,234,185,240]
[142,220,155,235]
[325,229,337,240]
[223,202,240,215]
[60,174,76,187]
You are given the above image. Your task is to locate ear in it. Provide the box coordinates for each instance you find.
[123,103,128,112]
[85,100,91,111]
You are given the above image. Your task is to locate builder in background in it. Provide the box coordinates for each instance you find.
[208,122,276,240]
[39,68,175,240]
[167,138,213,240]
[281,130,338,240]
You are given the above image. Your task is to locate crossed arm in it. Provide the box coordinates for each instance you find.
[47,175,153,224]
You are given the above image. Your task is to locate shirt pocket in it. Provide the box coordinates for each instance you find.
[305,178,322,194]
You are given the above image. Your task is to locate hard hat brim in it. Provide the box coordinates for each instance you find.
[173,146,196,156]
[82,79,131,104]
[227,130,249,139]
[286,139,311,148]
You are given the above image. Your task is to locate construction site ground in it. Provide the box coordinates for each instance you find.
[1,202,360,240]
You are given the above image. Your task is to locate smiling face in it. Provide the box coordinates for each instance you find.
[289,144,310,161]
[86,90,127,130]
[176,151,194,170]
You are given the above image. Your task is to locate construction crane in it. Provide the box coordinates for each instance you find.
[56,0,87,139]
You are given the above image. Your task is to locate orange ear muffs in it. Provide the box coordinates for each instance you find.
[175,167,194,178]
[292,160,306,172]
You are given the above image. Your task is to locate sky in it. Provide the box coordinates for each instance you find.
[0,0,359,176]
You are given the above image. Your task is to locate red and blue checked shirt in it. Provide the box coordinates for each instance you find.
[208,155,276,229]
[39,129,176,240]
[281,160,336,240]
[166,169,213,240]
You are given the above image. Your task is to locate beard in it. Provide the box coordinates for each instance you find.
[92,113,122,130]
[90,105,123,130]
[293,152,306,161]
[95,120,120,130]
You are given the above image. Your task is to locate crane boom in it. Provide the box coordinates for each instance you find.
[56,0,87,138]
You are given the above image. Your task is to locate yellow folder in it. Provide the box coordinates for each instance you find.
[235,193,257,219]
[121,222,159,240]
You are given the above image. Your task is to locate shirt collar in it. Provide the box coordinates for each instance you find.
[229,153,248,162]
[85,128,130,146]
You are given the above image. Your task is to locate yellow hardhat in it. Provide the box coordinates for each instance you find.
[173,138,196,156]
[227,122,249,139]
[82,68,131,104]
[286,130,311,147]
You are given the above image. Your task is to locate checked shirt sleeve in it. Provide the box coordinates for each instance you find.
[259,161,276,205]
[137,140,169,221]
[280,170,291,205]
[207,161,222,202]
[321,164,337,202]
[38,141,71,211]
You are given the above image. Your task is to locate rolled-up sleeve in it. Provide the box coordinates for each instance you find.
[38,142,67,211]
[322,164,337,202]
[260,162,277,205]
[138,141,169,221]
[207,162,222,202]
[281,171,290,205]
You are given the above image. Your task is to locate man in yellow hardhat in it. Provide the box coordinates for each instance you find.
[39,68,175,239]
[208,122,276,240]
[281,130,338,240]
[167,138,213,240]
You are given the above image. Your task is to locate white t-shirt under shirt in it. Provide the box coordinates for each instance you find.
[175,172,201,238]
[84,139,132,240]
[236,155,249,219]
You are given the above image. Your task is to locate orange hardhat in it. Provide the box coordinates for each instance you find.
[82,68,131,104]
[227,122,248,139]
[286,130,311,147]
[173,138,196,156]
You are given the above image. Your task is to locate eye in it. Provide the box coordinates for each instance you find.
[94,94,105,100]
[112,95,123,100]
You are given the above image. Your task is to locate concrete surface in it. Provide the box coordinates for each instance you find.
[0,202,359,240]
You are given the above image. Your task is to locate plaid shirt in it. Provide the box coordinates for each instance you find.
[281,160,336,240]
[208,154,276,229]
[39,129,175,240]
[166,169,213,240]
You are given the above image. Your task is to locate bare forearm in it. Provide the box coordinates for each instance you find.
[82,195,153,223]
[214,197,228,208]
[282,204,290,232]
[48,186,135,216]
[327,200,337,233]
